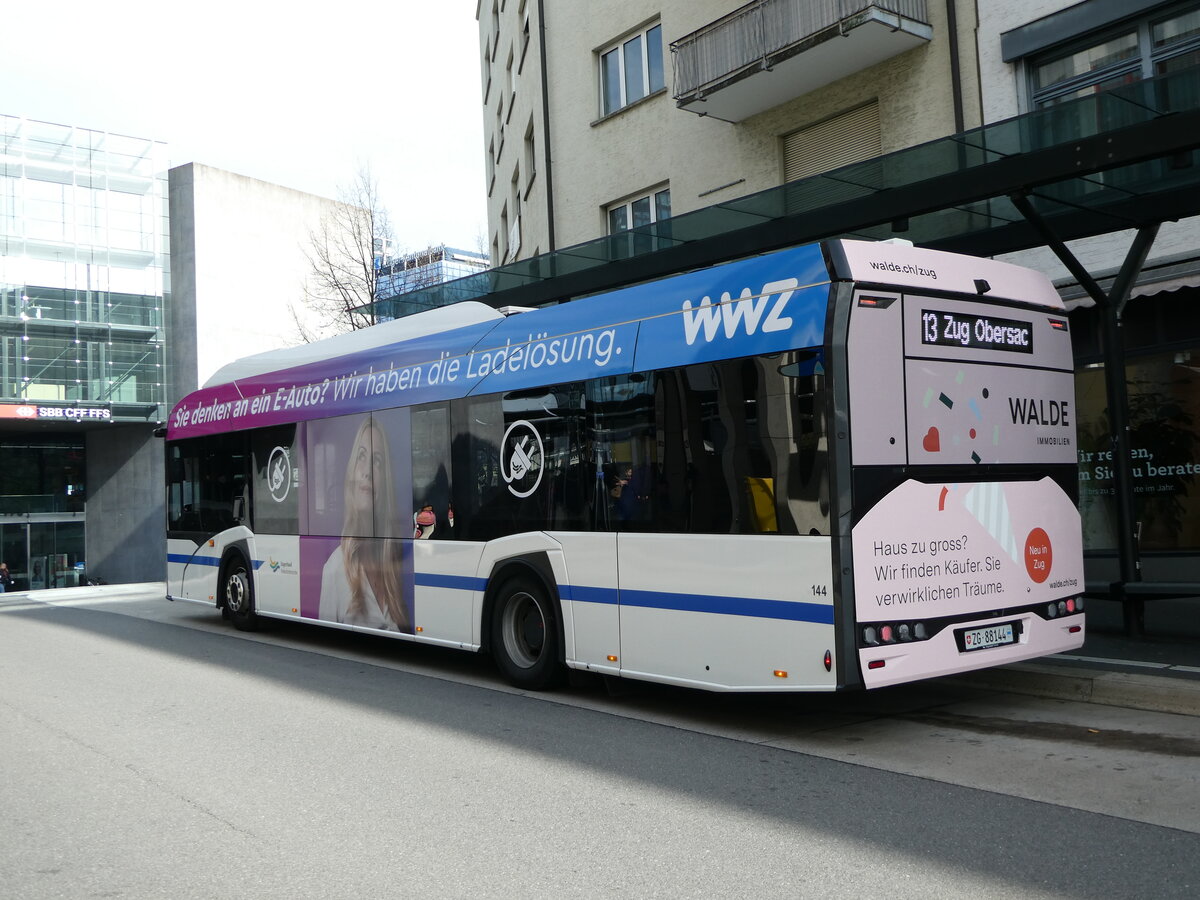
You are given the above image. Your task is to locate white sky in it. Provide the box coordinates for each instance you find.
[3,1,487,253]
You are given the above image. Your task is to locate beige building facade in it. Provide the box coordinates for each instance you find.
[478,1,979,263]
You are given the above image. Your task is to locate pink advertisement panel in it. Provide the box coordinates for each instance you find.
[852,478,1084,622]
[297,411,416,633]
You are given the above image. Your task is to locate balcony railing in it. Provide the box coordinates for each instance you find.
[672,0,931,121]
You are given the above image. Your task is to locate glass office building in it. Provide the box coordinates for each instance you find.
[1,115,168,589]
[372,245,489,321]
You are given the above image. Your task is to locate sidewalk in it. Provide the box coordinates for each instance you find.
[948,595,1200,717]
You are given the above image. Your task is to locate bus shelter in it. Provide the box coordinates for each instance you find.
[384,67,1200,634]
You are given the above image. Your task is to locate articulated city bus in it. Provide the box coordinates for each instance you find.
[164,238,1084,691]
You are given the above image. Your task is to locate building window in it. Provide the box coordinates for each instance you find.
[505,47,516,111]
[523,120,536,193]
[1028,3,1200,107]
[607,187,670,234]
[599,23,665,116]
[491,0,501,60]
[499,203,509,262]
[509,169,522,261]
[487,138,495,195]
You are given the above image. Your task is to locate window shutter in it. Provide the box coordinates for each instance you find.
[783,101,881,182]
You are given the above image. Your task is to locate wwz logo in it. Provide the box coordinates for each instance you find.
[501,420,544,498]
[680,278,798,345]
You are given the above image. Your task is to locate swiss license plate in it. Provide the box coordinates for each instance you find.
[959,621,1016,652]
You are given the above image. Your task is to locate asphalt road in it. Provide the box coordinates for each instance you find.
[2,588,1198,899]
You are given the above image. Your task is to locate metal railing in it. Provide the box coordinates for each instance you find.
[672,0,929,98]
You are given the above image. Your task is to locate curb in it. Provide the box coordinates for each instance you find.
[944,661,1200,717]
[1,582,166,603]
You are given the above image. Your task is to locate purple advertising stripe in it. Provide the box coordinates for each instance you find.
[167,243,832,441]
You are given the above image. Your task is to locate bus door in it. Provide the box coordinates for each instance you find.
[606,363,837,690]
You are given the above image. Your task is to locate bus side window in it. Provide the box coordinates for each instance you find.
[411,404,454,540]
[251,425,300,535]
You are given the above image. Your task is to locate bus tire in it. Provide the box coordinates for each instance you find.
[490,574,563,690]
[222,553,259,632]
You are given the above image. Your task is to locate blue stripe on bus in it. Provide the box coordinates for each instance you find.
[617,589,834,625]
[559,584,619,605]
[406,577,827,624]
[166,553,264,570]
[165,558,826,625]
[414,573,488,591]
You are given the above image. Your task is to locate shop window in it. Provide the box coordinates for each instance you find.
[1076,349,1200,552]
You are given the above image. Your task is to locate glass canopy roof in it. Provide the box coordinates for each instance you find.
[379,66,1200,317]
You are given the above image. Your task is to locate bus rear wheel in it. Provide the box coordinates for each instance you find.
[223,554,259,632]
[491,575,563,690]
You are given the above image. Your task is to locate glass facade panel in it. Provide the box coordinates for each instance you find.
[0,435,85,515]
[1,523,28,588]
[1076,350,1200,553]
[0,115,168,422]
[0,521,85,591]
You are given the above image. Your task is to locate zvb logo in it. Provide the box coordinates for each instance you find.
[500,419,544,498]
[267,446,292,503]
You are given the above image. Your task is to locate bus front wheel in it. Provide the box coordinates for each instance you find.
[490,575,563,690]
[223,554,259,632]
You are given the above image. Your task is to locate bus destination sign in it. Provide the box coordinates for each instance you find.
[921,310,1033,354]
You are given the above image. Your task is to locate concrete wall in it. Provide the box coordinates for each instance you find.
[168,163,340,402]
[85,425,165,584]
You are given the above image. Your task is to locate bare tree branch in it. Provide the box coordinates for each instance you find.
[293,165,394,340]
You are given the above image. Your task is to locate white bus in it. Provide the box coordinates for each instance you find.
[165,239,1085,692]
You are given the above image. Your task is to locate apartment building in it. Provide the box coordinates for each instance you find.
[479,0,974,261]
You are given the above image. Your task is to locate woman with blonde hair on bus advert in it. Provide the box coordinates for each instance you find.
[318,416,412,633]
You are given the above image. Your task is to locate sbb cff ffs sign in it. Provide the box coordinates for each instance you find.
[0,404,112,421]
